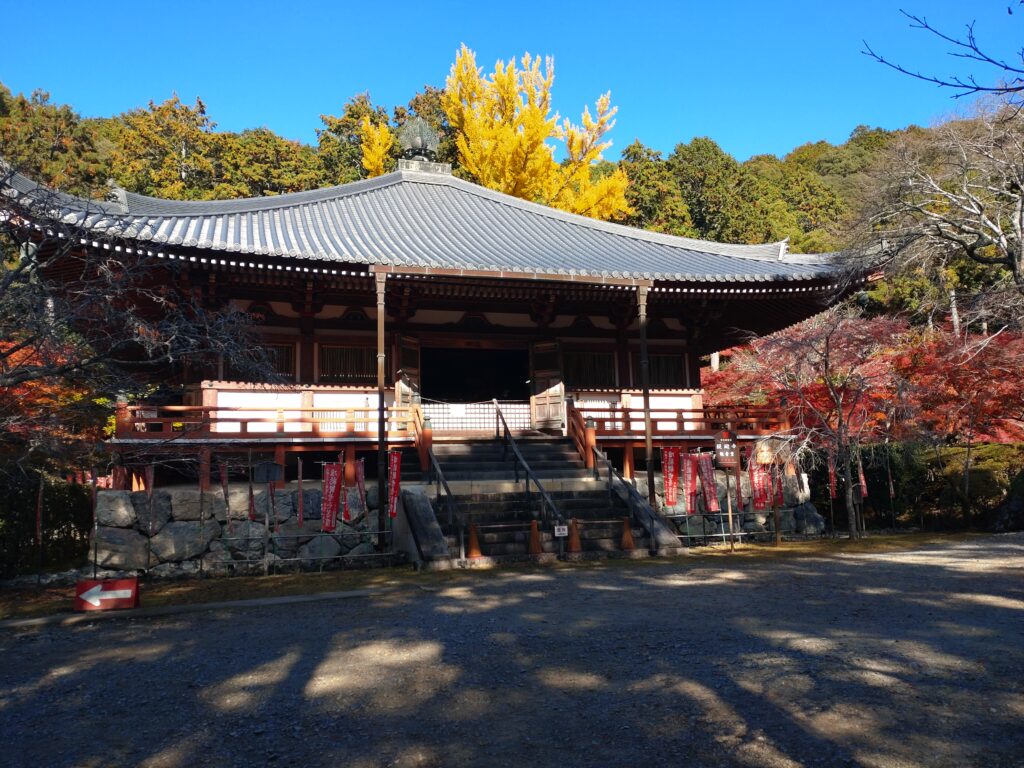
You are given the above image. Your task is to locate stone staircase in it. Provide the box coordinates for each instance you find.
[427,438,651,559]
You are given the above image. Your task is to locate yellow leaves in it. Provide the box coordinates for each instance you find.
[441,45,631,221]
[359,116,394,178]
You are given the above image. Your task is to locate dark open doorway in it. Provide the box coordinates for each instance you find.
[420,347,530,402]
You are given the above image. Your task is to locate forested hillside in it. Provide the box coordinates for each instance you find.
[0,79,892,255]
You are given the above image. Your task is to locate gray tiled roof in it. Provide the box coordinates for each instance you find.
[4,166,838,283]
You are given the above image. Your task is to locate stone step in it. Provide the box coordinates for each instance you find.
[435,459,585,472]
[454,497,622,512]
[421,477,608,495]
[438,469,593,481]
[444,511,625,528]
[445,531,650,556]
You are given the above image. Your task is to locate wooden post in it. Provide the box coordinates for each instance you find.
[584,419,597,469]
[420,417,433,471]
[375,270,388,551]
[623,443,635,480]
[637,284,656,509]
[344,445,357,485]
[199,448,212,492]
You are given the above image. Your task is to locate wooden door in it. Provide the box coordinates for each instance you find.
[530,341,564,430]
[396,335,421,403]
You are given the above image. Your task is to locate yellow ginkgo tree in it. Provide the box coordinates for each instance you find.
[440,45,630,221]
[358,116,394,178]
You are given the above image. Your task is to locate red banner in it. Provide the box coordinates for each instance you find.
[772,466,785,507]
[322,463,342,532]
[296,457,304,526]
[682,454,699,514]
[857,454,868,498]
[697,453,720,513]
[388,451,402,519]
[750,464,769,510]
[356,458,367,514]
[828,451,838,499]
[341,463,350,523]
[662,447,679,507]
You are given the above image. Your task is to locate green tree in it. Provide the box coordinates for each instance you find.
[214,128,322,198]
[111,95,218,199]
[0,83,107,195]
[317,93,389,184]
[617,140,695,236]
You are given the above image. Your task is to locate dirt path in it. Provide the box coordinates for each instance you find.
[2,534,1022,767]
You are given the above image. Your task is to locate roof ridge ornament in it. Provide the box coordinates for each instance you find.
[778,237,789,260]
[397,116,450,175]
[105,179,129,213]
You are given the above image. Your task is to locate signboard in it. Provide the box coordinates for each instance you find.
[74,578,139,612]
[553,525,568,538]
[713,430,739,469]
[253,461,282,484]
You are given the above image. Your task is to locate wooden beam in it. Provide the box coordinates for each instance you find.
[637,285,657,510]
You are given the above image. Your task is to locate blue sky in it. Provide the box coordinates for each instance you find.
[2,0,1019,160]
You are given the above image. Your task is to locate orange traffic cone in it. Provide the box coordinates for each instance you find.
[567,518,582,554]
[620,517,635,552]
[528,520,542,556]
[467,523,483,558]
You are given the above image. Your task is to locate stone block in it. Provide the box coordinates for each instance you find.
[222,520,267,559]
[131,490,171,535]
[168,489,226,522]
[96,491,137,528]
[150,519,221,562]
[92,526,155,570]
[297,535,342,567]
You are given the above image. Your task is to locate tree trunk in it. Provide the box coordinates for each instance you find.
[962,432,973,525]
[842,448,859,539]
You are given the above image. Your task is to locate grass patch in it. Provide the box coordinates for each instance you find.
[0,531,993,622]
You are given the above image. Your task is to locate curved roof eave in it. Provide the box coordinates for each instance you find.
[2,165,841,285]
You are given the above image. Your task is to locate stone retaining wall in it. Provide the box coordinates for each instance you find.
[89,484,385,579]
[638,468,827,539]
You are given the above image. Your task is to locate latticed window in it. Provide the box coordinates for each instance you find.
[649,354,684,388]
[224,343,296,381]
[563,351,616,389]
[319,345,376,383]
[629,352,685,388]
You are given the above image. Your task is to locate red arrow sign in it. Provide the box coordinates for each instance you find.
[74,578,139,612]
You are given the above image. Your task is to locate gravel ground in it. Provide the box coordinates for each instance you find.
[2,534,1023,768]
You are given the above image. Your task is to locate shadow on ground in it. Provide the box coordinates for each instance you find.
[1,535,1022,768]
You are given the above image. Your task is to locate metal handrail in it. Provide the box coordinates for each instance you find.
[425,442,466,560]
[591,445,647,532]
[493,399,564,527]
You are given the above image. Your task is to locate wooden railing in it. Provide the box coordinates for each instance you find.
[568,402,786,439]
[114,404,416,440]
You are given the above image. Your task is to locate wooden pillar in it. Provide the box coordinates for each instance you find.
[375,271,388,550]
[199,447,212,492]
[420,417,433,471]
[637,284,656,509]
[623,443,635,480]
[584,419,597,469]
[344,445,356,485]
